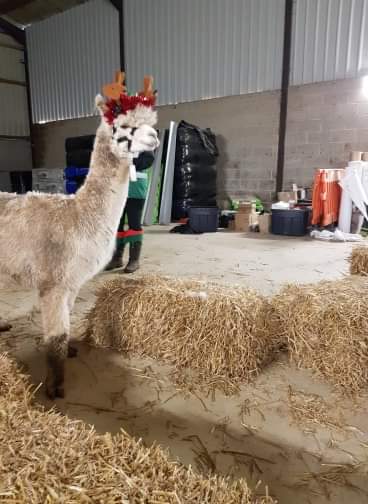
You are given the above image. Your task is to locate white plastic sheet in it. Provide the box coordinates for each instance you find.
[338,161,368,233]
[311,229,364,242]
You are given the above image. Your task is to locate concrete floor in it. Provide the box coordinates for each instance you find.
[1,227,367,504]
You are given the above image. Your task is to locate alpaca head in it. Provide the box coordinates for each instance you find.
[95,75,159,159]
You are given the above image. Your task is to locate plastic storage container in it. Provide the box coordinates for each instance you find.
[271,208,310,236]
[188,207,219,233]
[65,180,78,194]
[33,168,64,184]
[64,166,89,178]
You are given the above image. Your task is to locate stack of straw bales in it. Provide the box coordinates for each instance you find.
[85,276,281,394]
[86,273,368,396]
[0,354,274,503]
[350,246,368,275]
[272,276,368,394]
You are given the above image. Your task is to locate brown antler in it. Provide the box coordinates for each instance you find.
[140,75,154,98]
[103,71,126,100]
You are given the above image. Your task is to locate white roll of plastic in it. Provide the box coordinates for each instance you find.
[338,165,353,233]
[339,162,368,232]
[361,161,368,196]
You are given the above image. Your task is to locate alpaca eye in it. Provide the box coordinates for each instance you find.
[112,126,117,134]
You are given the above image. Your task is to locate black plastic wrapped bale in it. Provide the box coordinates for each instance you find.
[10,171,32,194]
[66,149,92,168]
[172,121,218,221]
[173,163,217,199]
[65,135,95,152]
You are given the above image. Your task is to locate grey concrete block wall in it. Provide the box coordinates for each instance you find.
[32,76,368,206]
[32,91,280,205]
[157,92,280,205]
[32,116,99,169]
[284,77,368,189]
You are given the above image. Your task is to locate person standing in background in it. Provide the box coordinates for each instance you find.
[106,150,155,273]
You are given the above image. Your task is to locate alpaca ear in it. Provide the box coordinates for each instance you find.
[95,94,107,115]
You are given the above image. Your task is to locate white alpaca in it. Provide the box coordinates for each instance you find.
[0,94,159,398]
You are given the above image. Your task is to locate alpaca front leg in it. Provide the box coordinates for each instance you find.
[40,290,70,399]
[46,333,68,399]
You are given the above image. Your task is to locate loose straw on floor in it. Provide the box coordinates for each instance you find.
[0,353,275,503]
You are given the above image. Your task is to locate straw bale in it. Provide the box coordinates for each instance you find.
[85,276,280,395]
[0,353,275,503]
[272,276,368,394]
[350,246,368,275]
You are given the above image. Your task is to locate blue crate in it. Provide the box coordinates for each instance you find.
[64,166,89,178]
[65,180,78,194]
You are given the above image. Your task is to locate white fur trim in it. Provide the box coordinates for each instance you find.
[114,104,157,129]
[95,94,106,115]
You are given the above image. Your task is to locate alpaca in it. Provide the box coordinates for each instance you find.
[0,93,159,399]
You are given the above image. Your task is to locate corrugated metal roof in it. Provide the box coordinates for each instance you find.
[1,0,88,26]
[26,0,120,123]
[124,0,285,106]
[291,0,368,85]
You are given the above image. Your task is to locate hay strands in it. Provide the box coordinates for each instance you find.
[85,275,281,396]
[0,353,276,503]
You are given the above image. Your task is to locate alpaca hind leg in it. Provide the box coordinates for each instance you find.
[67,290,78,358]
[67,344,78,358]
[40,289,70,399]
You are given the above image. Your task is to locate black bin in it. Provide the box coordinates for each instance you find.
[188,207,219,233]
[271,208,309,236]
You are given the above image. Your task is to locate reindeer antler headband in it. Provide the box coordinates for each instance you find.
[102,72,157,124]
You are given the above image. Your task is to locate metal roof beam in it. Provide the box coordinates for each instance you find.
[0,16,25,45]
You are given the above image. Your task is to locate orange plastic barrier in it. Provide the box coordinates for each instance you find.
[312,169,344,226]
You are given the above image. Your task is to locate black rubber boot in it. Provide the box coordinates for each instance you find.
[124,241,142,274]
[105,245,124,271]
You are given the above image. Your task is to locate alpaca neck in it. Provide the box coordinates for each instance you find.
[75,123,130,235]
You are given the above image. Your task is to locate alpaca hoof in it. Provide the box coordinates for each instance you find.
[0,322,12,332]
[68,345,78,358]
[46,383,65,400]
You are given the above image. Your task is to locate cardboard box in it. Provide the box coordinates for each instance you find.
[351,151,362,161]
[228,219,235,231]
[249,213,259,229]
[237,202,253,214]
[235,212,250,231]
[258,213,271,234]
[277,191,297,203]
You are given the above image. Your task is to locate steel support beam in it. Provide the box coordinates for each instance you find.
[0,16,25,45]
[276,0,293,194]
[109,0,125,75]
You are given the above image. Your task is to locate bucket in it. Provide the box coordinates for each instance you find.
[188,207,219,233]
[271,208,310,236]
